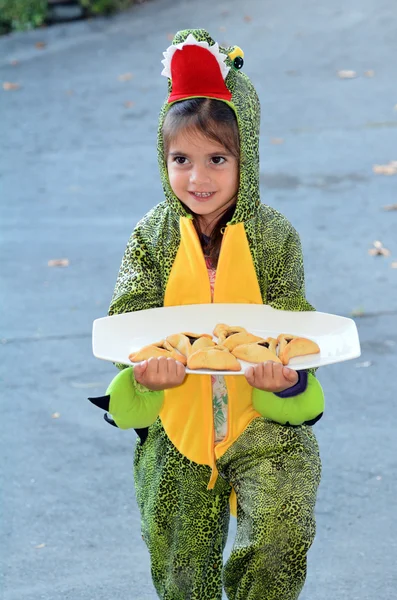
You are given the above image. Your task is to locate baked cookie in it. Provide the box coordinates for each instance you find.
[277,334,320,365]
[165,333,191,357]
[221,331,264,351]
[187,345,241,371]
[232,340,282,364]
[261,337,279,354]
[166,332,215,357]
[129,340,187,365]
[213,323,247,344]
[183,332,215,354]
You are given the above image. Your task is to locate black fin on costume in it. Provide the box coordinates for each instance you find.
[88,395,110,411]
[280,412,324,428]
[104,413,118,428]
[135,427,149,444]
[303,412,323,426]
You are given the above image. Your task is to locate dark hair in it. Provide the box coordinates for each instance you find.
[162,98,240,268]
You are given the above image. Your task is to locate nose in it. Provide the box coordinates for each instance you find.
[189,164,211,186]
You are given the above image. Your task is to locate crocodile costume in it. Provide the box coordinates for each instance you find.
[90,30,323,600]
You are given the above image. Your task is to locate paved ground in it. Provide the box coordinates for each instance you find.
[1,0,397,598]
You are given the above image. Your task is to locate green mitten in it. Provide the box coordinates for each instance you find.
[89,367,164,429]
[252,373,324,426]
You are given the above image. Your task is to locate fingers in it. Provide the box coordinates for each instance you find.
[154,357,185,379]
[133,360,148,383]
[270,361,275,380]
[245,366,255,385]
[174,359,186,382]
[147,357,170,383]
[282,366,299,383]
[136,357,186,391]
[245,361,299,392]
[155,356,168,377]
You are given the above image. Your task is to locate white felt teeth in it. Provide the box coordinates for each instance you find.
[161,33,230,80]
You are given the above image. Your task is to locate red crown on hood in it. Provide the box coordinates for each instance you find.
[161,35,232,103]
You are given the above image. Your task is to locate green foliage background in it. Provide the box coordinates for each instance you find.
[80,0,133,15]
[0,0,47,32]
[0,0,137,34]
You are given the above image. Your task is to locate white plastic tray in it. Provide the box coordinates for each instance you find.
[92,303,361,375]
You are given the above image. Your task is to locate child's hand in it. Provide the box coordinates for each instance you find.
[245,361,299,393]
[133,357,186,391]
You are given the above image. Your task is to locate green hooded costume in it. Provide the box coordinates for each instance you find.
[90,29,323,600]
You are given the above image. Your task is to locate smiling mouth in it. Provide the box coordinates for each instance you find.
[189,191,215,199]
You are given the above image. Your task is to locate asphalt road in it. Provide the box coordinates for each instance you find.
[1,0,397,598]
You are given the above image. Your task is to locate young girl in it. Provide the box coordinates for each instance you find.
[90,29,324,600]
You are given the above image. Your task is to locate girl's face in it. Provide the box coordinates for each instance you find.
[166,128,239,232]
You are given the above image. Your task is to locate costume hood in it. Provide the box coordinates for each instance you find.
[158,29,261,223]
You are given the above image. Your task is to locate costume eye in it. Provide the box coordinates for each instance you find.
[228,46,244,70]
[211,156,226,165]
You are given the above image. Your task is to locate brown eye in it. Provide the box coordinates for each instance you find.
[211,156,226,165]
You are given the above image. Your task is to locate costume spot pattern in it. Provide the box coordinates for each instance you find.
[217,418,321,599]
[134,418,231,599]
[134,418,321,599]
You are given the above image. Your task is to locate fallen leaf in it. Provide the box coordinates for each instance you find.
[219,26,226,32]
[392,262,397,269]
[244,15,252,22]
[52,412,61,419]
[3,82,20,91]
[124,101,135,108]
[167,33,174,41]
[48,258,70,267]
[364,70,375,77]
[10,59,19,66]
[373,161,397,175]
[337,70,357,79]
[35,543,46,549]
[66,89,74,96]
[383,203,397,211]
[355,361,372,368]
[220,10,229,16]
[118,72,133,82]
[351,307,366,317]
[270,138,284,145]
[368,241,391,257]
[35,41,46,49]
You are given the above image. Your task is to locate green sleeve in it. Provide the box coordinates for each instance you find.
[252,373,324,426]
[265,221,318,378]
[107,216,165,372]
[108,217,163,316]
[266,224,314,313]
[107,367,164,429]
